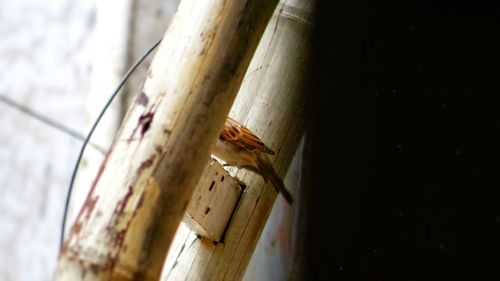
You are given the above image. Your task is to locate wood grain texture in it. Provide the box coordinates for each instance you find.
[54,0,279,280]
[162,0,314,280]
[183,159,242,242]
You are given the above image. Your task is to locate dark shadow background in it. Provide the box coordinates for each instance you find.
[302,1,500,280]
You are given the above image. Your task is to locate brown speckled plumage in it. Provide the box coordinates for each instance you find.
[212,117,293,204]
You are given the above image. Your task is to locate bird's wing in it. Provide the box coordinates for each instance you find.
[220,117,275,155]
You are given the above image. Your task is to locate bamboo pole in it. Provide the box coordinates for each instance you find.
[125,0,180,107]
[162,0,314,280]
[54,0,279,280]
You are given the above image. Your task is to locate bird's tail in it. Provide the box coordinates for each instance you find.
[256,153,294,204]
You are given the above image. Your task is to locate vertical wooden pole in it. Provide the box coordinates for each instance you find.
[125,0,180,107]
[53,0,278,280]
[162,0,315,280]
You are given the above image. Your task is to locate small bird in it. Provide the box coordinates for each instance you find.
[211,117,293,204]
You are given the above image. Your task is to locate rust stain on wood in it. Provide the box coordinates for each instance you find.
[137,154,156,175]
[110,185,134,227]
[128,111,155,143]
[105,184,141,255]
[84,196,99,221]
[89,263,101,276]
[105,186,133,249]
[135,91,149,107]
[154,144,163,155]
[138,112,154,138]
[62,154,109,255]
[105,189,146,271]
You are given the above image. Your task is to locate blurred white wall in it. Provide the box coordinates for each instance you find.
[0,0,96,280]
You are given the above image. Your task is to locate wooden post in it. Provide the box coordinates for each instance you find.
[125,0,180,107]
[54,0,278,280]
[161,0,314,279]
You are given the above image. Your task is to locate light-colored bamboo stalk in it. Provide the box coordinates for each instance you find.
[125,0,180,107]
[161,0,314,280]
[53,0,279,280]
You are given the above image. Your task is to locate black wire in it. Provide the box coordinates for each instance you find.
[60,38,162,251]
